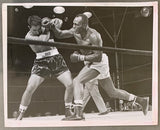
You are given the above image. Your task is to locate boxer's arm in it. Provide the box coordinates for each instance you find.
[51,26,74,39]
[25,31,50,41]
[84,33,102,62]
[85,52,102,62]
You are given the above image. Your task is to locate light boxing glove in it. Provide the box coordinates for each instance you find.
[70,52,85,63]
[50,18,63,29]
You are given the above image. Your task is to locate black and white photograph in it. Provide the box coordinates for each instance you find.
[2,2,158,127]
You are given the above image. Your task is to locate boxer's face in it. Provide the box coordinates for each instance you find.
[73,17,85,33]
[30,24,41,36]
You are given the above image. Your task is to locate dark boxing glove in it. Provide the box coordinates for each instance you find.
[70,53,85,63]
[41,17,51,28]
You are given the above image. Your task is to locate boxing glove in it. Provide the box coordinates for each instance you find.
[41,17,51,28]
[50,18,63,29]
[70,53,85,63]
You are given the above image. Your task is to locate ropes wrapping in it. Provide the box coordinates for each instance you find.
[8,37,152,56]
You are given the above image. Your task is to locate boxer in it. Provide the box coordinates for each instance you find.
[16,15,74,120]
[50,13,149,120]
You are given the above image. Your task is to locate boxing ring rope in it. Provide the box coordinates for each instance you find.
[123,78,152,85]
[8,37,152,56]
[121,62,152,73]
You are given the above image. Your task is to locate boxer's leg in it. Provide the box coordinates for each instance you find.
[57,70,74,118]
[99,77,149,115]
[17,74,44,120]
[67,66,100,120]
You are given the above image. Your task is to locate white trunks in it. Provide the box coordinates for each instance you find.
[36,48,59,59]
[84,53,110,80]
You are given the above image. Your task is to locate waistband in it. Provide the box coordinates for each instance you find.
[84,53,108,65]
[36,49,59,59]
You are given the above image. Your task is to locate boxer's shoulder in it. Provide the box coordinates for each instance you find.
[25,31,32,39]
[89,27,99,34]
[89,28,100,38]
[88,31,100,41]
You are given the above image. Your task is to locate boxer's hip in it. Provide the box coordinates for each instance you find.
[84,53,110,80]
[32,54,68,78]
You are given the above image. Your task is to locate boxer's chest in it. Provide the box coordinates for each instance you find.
[74,34,94,55]
[74,34,92,46]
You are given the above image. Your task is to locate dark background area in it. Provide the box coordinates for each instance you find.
[7,6,152,118]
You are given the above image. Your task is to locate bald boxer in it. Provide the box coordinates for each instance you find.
[50,13,149,120]
[16,15,74,120]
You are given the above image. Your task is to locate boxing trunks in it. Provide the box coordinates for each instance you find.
[84,53,110,80]
[31,48,69,78]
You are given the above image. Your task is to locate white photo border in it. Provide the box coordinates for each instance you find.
[2,1,158,127]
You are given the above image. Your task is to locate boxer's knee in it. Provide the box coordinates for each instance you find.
[64,79,73,88]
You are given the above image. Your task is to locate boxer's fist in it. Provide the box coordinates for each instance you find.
[70,53,85,63]
[41,17,51,28]
[50,18,63,29]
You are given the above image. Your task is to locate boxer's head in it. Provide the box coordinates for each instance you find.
[27,15,42,35]
[73,14,88,33]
